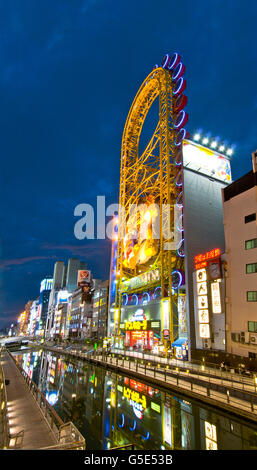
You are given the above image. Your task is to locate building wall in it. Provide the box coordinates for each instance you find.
[53,261,65,290]
[183,168,227,352]
[223,185,257,357]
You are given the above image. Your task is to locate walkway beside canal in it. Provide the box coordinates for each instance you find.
[1,351,56,449]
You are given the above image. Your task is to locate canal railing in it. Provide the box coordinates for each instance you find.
[0,354,10,448]
[41,345,257,423]
[109,444,135,450]
[5,349,85,450]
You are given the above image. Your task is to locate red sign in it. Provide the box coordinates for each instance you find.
[194,248,221,266]
[163,329,170,339]
[77,270,91,287]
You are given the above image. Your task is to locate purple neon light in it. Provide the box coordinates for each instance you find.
[176,192,183,209]
[154,286,161,299]
[175,128,187,146]
[176,170,183,187]
[168,52,180,70]
[175,149,183,166]
[131,294,138,305]
[174,110,185,128]
[177,238,185,257]
[142,292,150,304]
[172,62,184,80]
[172,270,183,289]
[162,54,170,69]
[173,77,186,95]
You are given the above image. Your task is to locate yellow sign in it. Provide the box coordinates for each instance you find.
[123,386,147,409]
[125,320,147,331]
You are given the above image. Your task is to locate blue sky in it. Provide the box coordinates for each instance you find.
[0,0,256,327]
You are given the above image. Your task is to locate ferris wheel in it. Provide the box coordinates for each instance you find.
[115,52,189,343]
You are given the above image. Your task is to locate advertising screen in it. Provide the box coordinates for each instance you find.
[77,270,91,287]
[183,140,232,184]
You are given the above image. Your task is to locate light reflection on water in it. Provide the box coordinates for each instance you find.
[14,349,257,450]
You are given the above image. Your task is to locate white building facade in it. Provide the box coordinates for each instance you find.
[223,151,257,359]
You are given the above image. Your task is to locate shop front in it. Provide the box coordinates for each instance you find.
[120,303,161,353]
[172,338,188,361]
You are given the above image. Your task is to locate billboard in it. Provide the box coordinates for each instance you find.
[40,278,53,293]
[77,270,91,287]
[183,140,232,184]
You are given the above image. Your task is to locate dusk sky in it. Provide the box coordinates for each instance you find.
[0,0,256,327]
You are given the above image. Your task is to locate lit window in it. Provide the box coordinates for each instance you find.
[245,239,257,250]
[246,263,257,274]
[248,321,257,332]
[247,291,257,302]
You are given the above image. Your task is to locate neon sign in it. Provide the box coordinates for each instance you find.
[125,320,147,331]
[123,386,147,409]
[211,282,222,314]
[194,248,221,267]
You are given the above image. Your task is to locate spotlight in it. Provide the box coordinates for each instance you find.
[219,145,225,152]
[211,141,217,149]
[227,148,233,156]
[202,137,209,145]
[193,133,201,141]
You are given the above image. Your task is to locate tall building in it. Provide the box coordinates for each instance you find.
[67,286,93,340]
[38,277,53,335]
[223,150,257,360]
[52,261,65,290]
[183,140,230,360]
[27,299,39,336]
[18,301,33,336]
[66,258,87,293]
[92,280,109,341]
[45,258,87,339]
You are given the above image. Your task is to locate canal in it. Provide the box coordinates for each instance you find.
[14,349,257,450]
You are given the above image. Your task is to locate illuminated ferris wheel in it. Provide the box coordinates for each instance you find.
[115,53,189,343]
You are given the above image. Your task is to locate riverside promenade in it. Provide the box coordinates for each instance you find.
[1,350,56,449]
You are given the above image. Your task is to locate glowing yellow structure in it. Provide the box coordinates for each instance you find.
[114,57,187,346]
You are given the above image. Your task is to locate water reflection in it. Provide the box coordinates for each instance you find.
[15,350,257,450]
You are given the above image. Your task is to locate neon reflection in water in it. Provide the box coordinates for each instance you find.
[14,350,257,451]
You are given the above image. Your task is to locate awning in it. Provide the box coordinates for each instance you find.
[172,338,187,347]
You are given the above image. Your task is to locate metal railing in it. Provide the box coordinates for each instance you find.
[109,443,135,450]
[41,344,257,421]
[40,422,85,450]
[0,352,10,448]
[6,349,85,450]
[111,348,257,392]
[100,352,257,417]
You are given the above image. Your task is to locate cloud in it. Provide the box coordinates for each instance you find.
[0,255,57,270]
[41,242,110,259]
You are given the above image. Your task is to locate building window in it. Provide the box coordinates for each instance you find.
[245,238,257,250]
[246,263,257,274]
[247,291,257,302]
[248,321,257,332]
[231,333,239,342]
[245,213,256,223]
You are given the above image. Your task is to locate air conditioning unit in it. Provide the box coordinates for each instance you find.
[250,334,257,344]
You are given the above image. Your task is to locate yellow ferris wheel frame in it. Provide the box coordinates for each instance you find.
[115,65,185,344]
